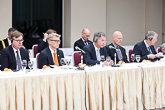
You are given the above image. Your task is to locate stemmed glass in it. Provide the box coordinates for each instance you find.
[28,61,34,70]
[131,54,136,63]
[106,56,111,66]
[100,55,105,67]
[60,58,66,66]
[66,58,71,68]
[22,60,27,71]
[136,55,141,63]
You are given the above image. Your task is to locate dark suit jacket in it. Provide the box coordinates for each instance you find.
[0,38,9,51]
[105,43,129,63]
[83,43,108,65]
[0,45,30,71]
[74,38,92,51]
[39,47,64,68]
[38,39,48,52]
[133,40,157,62]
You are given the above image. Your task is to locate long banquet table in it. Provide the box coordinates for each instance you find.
[0,61,165,110]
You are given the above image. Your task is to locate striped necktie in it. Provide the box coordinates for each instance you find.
[116,46,122,61]
[148,46,153,54]
[16,51,22,70]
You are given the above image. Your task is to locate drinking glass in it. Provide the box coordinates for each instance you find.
[100,55,105,62]
[28,61,34,70]
[106,56,111,66]
[131,54,136,62]
[22,60,27,70]
[136,55,141,63]
[66,58,71,66]
[60,58,66,66]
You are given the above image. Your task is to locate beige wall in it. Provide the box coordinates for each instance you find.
[0,0,12,39]
[106,0,145,46]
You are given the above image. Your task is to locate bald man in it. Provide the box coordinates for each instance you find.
[105,31,129,63]
[74,28,92,51]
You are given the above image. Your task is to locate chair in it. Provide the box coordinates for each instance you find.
[36,53,40,68]
[32,45,38,58]
[74,52,81,66]
[158,47,161,53]
[129,49,133,63]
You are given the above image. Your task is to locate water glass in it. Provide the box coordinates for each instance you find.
[106,56,111,66]
[136,55,141,63]
[28,61,34,70]
[60,58,66,66]
[131,54,136,62]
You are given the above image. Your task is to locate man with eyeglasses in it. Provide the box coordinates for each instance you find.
[105,31,129,64]
[73,28,92,51]
[39,33,64,68]
[83,32,113,66]
[0,31,30,71]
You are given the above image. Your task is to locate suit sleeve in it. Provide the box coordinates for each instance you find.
[38,39,48,52]
[1,49,9,70]
[133,44,148,61]
[39,52,47,69]
[83,46,99,65]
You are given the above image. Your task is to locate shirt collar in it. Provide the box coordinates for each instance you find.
[7,38,11,45]
[93,43,100,52]
[49,46,56,53]
[112,43,118,48]
[81,38,86,42]
[144,40,150,48]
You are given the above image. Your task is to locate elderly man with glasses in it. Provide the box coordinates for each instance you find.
[0,31,29,71]
[39,33,64,68]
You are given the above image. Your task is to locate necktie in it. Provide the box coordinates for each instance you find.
[16,51,22,70]
[53,52,59,66]
[84,41,87,45]
[97,49,101,61]
[148,46,153,54]
[116,47,122,61]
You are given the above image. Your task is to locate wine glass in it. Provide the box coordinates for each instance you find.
[100,55,105,62]
[136,55,141,63]
[22,60,27,69]
[60,58,66,66]
[66,58,71,67]
[28,61,34,70]
[131,54,136,62]
[106,56,111,66]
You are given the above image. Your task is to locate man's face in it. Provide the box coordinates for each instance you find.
[12,36,24,50]
[97,36,106,48]
[82,31,91,41]
[113,34,123,46]
[150,36,157,45]
[48,36,60,50]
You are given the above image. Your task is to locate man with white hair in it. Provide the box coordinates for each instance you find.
[133,31,158,62]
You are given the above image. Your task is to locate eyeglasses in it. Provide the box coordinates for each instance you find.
[50,40,61,43]
[14,39,24,42]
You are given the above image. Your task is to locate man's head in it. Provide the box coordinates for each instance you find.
[112,31,123,46]
[11,31,24,50]
[82,28,91,41]
[47,33,61,51]
[8,27,17,40]
[93,32,106,48]
[145,31,158,46]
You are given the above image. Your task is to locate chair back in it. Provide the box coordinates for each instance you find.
[74,52,81,66]
[36,53,40,68]
[32,45,38,58]
[129,49,133,62]
[158,47,161,53]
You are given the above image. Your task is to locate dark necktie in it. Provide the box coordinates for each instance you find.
[148,46,153,54]
[84,41,87,45]
[116,47,122,61]
[16,51,22,70]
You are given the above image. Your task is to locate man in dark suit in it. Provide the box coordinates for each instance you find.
[133,31,158,62]
[1,31,29,71]
[39,33,64,68]
[0,27,17,51]
[83,32,113,66]
[105,31,129,64]
[74,28,92,51]
[38,29,56,52]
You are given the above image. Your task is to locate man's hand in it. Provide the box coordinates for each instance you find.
[147,54,157,59]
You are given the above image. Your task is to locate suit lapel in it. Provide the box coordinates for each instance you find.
[142,41,150,54]
[91,43,97,60]
[80,38,85,46]
[47,48,54,65]
[9,46,16,67]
